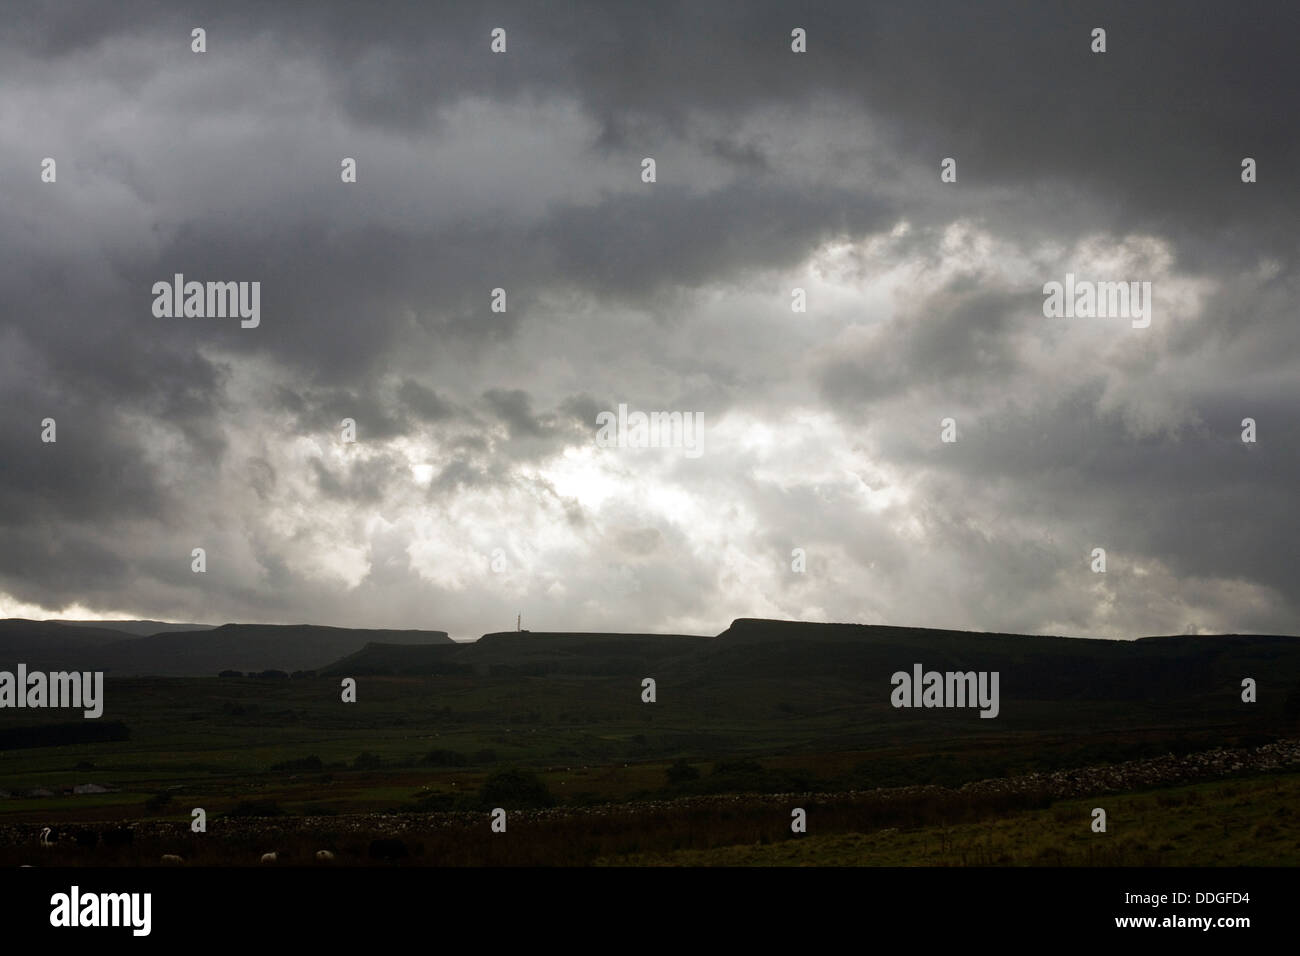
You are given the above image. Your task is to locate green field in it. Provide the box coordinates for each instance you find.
[0,667,1291,825]
[2,622,1298,864]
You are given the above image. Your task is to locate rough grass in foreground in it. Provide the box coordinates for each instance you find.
[598,773,1300,866]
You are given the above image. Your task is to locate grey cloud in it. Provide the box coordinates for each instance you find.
[0,1,1296,638]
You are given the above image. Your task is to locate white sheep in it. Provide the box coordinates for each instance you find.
[315,850,335,862]
[160,854,184,865]
[260,851,277,864]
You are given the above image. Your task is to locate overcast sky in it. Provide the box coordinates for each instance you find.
[1,1,1296,640]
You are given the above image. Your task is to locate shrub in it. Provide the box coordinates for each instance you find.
[1285,681,1300,721]
[143,792,173,813]
[422,749,469,767]
[666,759,700,785]
[411,791,464,812]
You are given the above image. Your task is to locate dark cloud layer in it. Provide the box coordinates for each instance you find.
[0,2,1295,638]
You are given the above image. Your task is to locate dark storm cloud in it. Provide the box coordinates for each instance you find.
[275,383,417,442]
[557,393,605,429]
[483,388,554,439]
[904,385,1300,603]
[800,222,1300,628]
[10,0,1284,385]
[0,1,1296,637]
[478,389,598,464]
[818,283,1028,406]
[0,369,181,526]
[397,379,456,423]
[536,180,896,301]
[9,0,1293,240]
[310,453,402,503]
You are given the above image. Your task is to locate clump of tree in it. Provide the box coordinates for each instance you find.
[352,751,384,770]
[0,721,130,750]
[218,670,243,678]
[477,767,554,809]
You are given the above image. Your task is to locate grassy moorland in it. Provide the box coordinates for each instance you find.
[1,620,1297,864]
